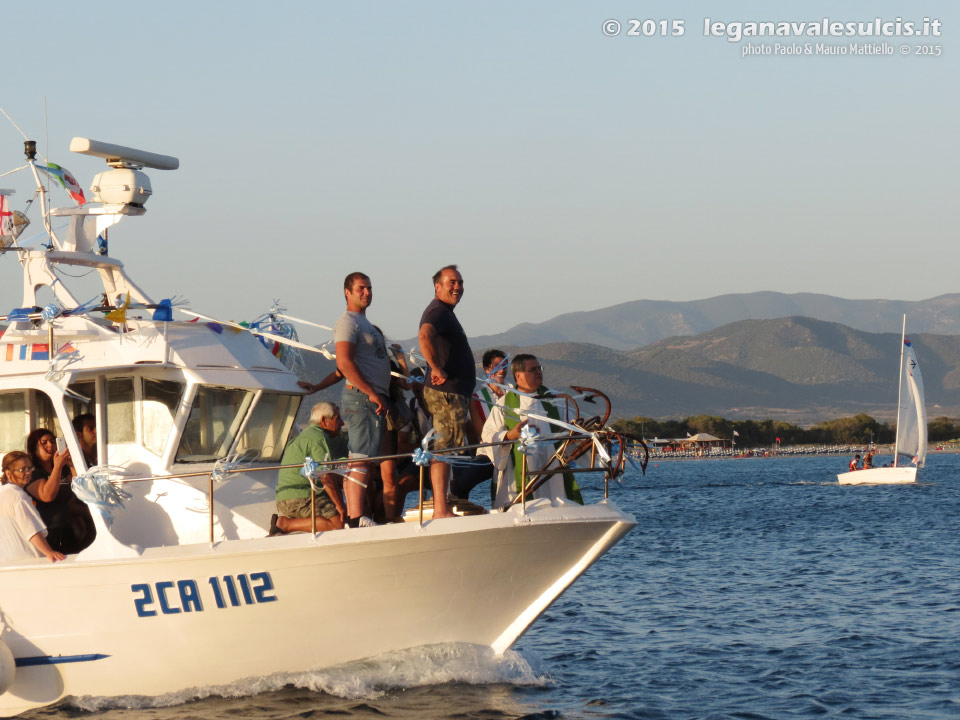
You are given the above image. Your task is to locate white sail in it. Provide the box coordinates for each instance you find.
[895,337,927,468]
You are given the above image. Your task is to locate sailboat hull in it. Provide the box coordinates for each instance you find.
[837,466,917,485]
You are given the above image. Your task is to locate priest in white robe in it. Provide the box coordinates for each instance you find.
[481,354,583,508]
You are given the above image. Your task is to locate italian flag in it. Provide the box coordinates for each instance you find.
[38,163,86,205]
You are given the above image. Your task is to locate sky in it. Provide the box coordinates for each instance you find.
[0,1,956,348]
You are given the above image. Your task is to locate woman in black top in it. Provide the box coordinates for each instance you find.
[25,428,96,554]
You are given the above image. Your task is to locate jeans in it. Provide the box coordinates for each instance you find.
[341,386,384,458]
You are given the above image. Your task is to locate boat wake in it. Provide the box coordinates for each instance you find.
[64,643,547,712]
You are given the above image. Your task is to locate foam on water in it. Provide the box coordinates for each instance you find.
[64,643,547,713]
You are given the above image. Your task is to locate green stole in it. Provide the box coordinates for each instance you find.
[502,387,583,504]
[478,386,495,415]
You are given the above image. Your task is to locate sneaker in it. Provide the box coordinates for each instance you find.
[358,515,379,528]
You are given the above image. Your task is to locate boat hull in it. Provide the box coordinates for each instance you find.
[0,500,634,715]
[837,466,917,484]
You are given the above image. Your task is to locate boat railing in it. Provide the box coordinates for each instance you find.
[100,430,642,542]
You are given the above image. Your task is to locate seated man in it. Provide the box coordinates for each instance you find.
[272,402,348,534]
[481,354,583,509]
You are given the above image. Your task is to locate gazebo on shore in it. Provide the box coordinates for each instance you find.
[681,433,725,451]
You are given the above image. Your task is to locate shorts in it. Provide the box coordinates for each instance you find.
[277,493,338,521]
[422,387,469,450]
[341,386,385,458]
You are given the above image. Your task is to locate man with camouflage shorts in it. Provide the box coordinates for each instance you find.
[272,402,348,534]
[418,265,475,520]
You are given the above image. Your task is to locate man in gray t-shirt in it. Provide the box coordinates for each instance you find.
[334,272,391,528]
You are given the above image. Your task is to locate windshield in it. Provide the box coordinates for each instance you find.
[234,393,300,461]
[174,387,299,463]
[175,386,255,463]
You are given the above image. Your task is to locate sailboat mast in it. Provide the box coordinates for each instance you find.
[893,314,906,468]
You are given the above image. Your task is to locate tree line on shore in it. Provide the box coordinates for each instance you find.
[612,414,960,446]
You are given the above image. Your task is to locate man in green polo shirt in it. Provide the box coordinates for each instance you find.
[272,402,349,534]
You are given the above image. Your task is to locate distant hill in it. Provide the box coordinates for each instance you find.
[515,317,960,422]
[468,292,960,351]
[300,316,960,425]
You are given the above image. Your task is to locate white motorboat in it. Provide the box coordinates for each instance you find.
[837,315,927,485]
[0,137,638,715]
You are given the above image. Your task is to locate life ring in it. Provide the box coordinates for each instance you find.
[0,637,14,694]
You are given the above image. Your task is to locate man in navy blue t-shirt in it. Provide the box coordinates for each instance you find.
[418,265,475,519]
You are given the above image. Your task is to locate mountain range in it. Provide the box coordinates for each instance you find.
[513,317,960,423]
[469,292,960,351]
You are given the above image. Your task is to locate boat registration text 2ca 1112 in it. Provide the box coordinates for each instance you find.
[131,572,278,617]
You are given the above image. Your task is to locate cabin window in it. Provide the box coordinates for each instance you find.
[0,392,27,451]
[33,391,63,438]
[65,381,95,417]
[142,379,184,455]
[107,377,137,444]
[0,391,68,450]
[175,386,254,463]
[234,393,300,461]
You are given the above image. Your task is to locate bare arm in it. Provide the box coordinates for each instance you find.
[335,340,385,414]
[320,473,347,522]
[29,532,65,562]
[26,450,71,503]
[390,344,412,390]
[297,369,343,394]
[391,344,409,374]
[418,323,447,386]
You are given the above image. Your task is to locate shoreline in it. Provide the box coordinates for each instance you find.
[641,444,959,462]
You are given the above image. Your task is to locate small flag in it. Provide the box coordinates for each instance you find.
[152,299,173,322]
[0,193,13,238]
[105,294,130,324]
[37,163,86,205]
[733,430,740,437]
[7,307,34,322]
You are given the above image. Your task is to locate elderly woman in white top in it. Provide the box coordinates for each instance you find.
[0,451,65,562]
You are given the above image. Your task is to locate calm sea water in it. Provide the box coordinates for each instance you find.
[23,453,960,720]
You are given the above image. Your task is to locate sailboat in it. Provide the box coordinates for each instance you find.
[837,315,927,485]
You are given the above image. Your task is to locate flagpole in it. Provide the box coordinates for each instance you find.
[23,140,61,248]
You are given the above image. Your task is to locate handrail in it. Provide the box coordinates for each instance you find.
[89,431,640,542]
[107,437,577,485]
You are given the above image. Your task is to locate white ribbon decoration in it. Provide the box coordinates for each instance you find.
[518,424,540,455]
[524,411,611,465]
[72,466,132,524]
